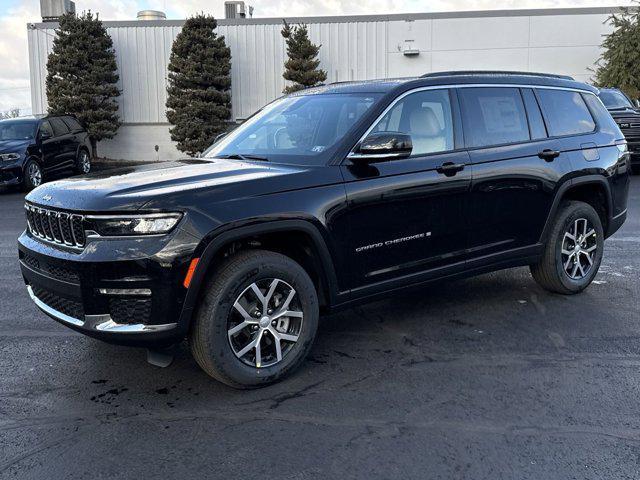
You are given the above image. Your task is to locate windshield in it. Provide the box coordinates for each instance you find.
[598,90,634,109]
[0,120,37,141]
[204,93,381,165]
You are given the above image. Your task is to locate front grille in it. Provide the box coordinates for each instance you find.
[22,253,80,283]
[32,286,84,320]
[109,298,152,325]
[616,117,640,138]
[25,204,86,248]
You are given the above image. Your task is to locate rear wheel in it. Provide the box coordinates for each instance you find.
[22,160,43,191]
[75,149,91,174]
[190,250,319,389]
[530,201,604,294]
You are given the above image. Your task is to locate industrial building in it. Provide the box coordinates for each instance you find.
[27,5,618,162]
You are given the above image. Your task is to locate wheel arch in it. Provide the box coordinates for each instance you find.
[539,176,613,243]
[179,219,341,329]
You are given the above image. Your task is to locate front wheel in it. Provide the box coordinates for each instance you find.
[190,250,319,389]
[75,149,91,174]
[530,201,604,294]
[22,160,43,191]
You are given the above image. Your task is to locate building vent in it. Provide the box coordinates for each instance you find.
[40,0,75,22]
[225,1,254,19]
[136,10,167,21]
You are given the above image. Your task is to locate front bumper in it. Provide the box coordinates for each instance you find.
[0,165,22,186]
[18,226,200,347]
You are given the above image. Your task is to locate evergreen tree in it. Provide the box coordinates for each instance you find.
[594,5,640,100]
[166,14,231,156]
[281,20,327,94]
[46,11,120,157]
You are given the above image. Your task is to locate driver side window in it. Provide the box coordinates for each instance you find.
[372,89,454,156]
[39,120,54,139]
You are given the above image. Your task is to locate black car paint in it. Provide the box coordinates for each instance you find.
[0,115,91,187]
[17,74,631,348]
[598,88,640,168]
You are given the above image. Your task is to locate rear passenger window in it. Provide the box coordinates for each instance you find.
[459,87,530,148]
[371,89,454,156]
[536,89,596,136]
[62,116,83,132]
[49,117,69,136]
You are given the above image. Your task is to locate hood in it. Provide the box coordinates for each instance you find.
[607,107,640,118]
[0,139,30,154]
[26,158,314,212]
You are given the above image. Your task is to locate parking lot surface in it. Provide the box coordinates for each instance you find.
[1,178,639,479]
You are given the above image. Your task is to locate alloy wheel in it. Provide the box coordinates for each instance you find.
[79,151,91,173]
[560,217,597,280]
[28,163,42,187]
[227,278,303,368]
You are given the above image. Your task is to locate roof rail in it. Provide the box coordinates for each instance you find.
[421,70,575,81]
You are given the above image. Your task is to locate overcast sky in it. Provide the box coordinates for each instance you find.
[0,0,628,114]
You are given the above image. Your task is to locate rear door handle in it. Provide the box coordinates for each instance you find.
[436,162,465,176]
[538,149,560,162]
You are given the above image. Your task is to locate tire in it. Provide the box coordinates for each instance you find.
[190,249,319,389]
[530,201,604,294]
[75,149,91,174]
[22,160,43,191]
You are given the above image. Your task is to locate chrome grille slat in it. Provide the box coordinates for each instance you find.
[24,204,85,249]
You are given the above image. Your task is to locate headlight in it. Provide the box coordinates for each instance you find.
[86,213,183,236]
[0,152,20,162]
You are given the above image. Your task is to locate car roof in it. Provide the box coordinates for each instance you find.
[292,71,598,96]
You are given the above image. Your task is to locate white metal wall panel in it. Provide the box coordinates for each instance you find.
[26,9,617,161]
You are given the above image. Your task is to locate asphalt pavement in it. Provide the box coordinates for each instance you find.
[1,177,639,479]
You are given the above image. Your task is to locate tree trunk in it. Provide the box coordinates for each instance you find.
[90,137,97,159]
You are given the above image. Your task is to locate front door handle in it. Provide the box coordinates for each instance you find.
[437,162,465,176]
[538,149,560,162]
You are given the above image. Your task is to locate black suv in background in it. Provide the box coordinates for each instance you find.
[18,72,630,388]
[598,88,640,174]
[0,114,92,190]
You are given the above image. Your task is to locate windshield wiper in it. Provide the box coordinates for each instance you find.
[218,153,269,162]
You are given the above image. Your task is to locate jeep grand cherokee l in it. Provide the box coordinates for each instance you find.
[18,72,630,388]
[0,114,92,190]
[597,88,640,174]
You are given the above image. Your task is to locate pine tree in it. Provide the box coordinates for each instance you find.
[46,11,120,157]
[166,14,231,156]
[281,20,327,94]
[594,5,640,100]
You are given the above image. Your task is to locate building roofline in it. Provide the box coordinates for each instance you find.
[27,6,627,29]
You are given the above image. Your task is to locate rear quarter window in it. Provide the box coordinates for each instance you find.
[536,89,596,137]
[459,87,530,148]
[583,93,621,137]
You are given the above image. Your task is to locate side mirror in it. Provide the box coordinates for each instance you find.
[349,132,412,163]
[39,130,52,140]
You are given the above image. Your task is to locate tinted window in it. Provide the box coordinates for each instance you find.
[371,89,454,156]
[49,117,69,136]
[204,93,380,166]
[0,120,37,140]
[598,89,634,109]
[583,93,620,137]
[39,120,54,138]
[459,87,530,148]
[62,116,83,132]
[521,89,547,140]
[536,89,596,136]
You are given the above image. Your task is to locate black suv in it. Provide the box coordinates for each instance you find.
[0,114,92,191]
[18,72,630,388]
[597,88,640,174]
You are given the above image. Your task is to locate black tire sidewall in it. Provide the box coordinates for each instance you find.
[552,203,604,292]
[23,160,42,191]
[200,254,318,386]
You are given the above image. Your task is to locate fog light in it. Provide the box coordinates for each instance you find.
[98,288,152,296]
